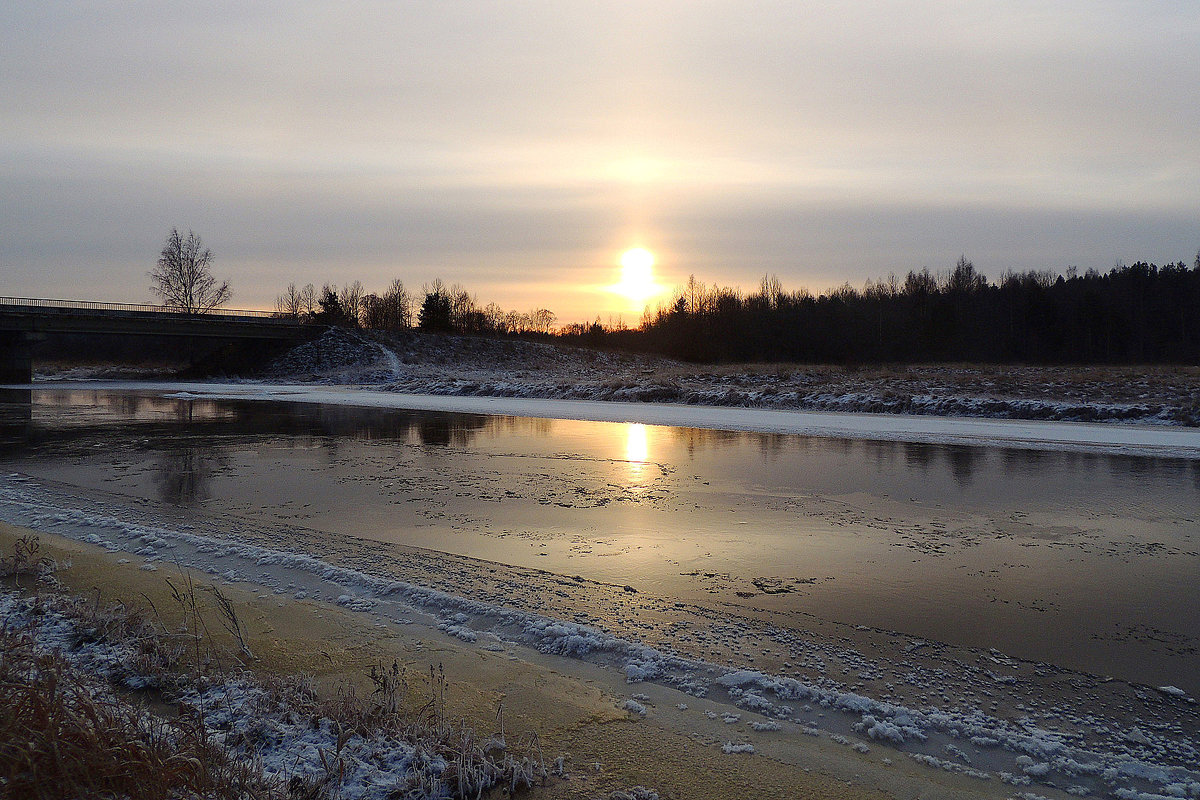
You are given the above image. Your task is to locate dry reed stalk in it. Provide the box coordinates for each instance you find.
[1,537,549,799]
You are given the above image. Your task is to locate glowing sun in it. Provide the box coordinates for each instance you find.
[613,248,659,303]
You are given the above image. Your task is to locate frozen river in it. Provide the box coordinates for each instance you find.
[3,386,1198,694]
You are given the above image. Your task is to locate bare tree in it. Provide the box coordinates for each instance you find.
[380,278,411,329]
[447,283,477,330]
[528,308,557,334]
[298,282,317,316]
[504,309,529,334]
[684,274,707,315]
[483,302,507,333]
[361,293,383,328]
[150,229,231,313]
[360,279,411,330]
[338,280,365,326]
[275,283,306,318]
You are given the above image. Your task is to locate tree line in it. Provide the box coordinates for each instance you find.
[570,255,1200,364]
[158,228,1200,364]
[273,278,557,336]
[278,255,1200,364]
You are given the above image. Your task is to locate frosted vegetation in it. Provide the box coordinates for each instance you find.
[260,327,1200,426]
[0,559,548,799]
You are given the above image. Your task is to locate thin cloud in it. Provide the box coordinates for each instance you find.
[2,2,1197,320]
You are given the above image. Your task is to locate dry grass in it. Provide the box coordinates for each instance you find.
[0,601,282,800]
[0,537,548,800]
[0,533,54,580]
[359,662,547,797]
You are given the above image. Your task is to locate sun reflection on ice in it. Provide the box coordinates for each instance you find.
[625,423,649,482]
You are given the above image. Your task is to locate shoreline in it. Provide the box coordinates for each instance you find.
[1,520,977,800]
[2,468,1197,800]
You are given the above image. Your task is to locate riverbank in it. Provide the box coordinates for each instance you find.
[3,463,1198,800]
[33,326,1200,426]
[2,520,982,800]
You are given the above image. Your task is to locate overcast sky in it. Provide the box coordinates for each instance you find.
[2,2,1197,322]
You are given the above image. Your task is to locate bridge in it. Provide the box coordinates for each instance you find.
[0,296,316,382]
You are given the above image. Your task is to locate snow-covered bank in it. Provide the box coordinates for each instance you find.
[2,474,1198,800]
[254,328,1200,427]
[28,326,1200,426]
[23,380,1200,458]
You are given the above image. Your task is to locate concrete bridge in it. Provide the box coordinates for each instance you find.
[0,296,316,382]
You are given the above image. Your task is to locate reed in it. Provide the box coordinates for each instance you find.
[0,535,548,799]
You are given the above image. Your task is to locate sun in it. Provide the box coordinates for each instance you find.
[614,248,659,303]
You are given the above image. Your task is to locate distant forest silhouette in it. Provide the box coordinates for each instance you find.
[275,255,1200,365]
[572,256,1200,364]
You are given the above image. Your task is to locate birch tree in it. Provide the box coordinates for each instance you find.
[150,229,231,313]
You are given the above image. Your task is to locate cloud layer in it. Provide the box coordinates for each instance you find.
[3,2,1197,320]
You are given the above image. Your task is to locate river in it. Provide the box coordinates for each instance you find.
[3,386,1197,695]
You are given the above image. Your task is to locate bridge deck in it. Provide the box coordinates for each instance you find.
[1,295,286,320]
[0,296,315,382]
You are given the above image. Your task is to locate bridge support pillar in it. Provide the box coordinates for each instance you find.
[0,331,41,384]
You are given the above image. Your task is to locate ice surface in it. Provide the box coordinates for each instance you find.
[26,380,1200,457]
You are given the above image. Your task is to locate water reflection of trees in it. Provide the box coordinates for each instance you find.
[489,415,554,437]
[95,393,234,423]
[672,426,789,457]
[300,405,552,448]
[667,426,993,480]
[111,392,142,417]
[1,391,564,459]
[668,427,983,477]
[416,416,488,447]
[946,446,982,487]
[898,441,937,472]
[668,424,1200,497]
[0,390,33,443]
[153,447,229,506]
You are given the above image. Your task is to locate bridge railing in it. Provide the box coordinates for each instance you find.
[0,296,290,321]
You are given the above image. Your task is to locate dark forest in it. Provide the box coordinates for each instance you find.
[565,257,1200,364]
[273,255,1200,366]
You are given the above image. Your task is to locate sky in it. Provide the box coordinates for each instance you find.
[2,2,1198,323]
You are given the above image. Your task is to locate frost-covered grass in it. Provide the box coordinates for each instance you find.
[0,531,54,579]
[253,328,1200,426]
[0,589,280,799]
[0,564,548,800]
[0,634,272,799]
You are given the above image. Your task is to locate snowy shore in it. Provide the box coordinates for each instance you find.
[252,328,1200,427]
[39,327,1200,427]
